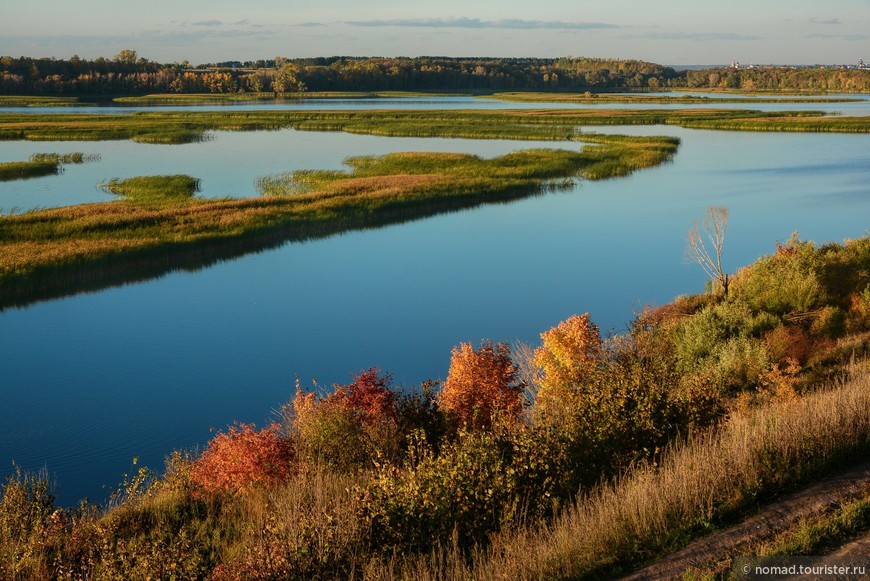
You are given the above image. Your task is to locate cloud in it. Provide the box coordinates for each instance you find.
[191,20,224,27]
[640,31,762,41]
[345,17,619,30]
[809,17,842,25]
[294,22,328,27]
[808,33,868,41]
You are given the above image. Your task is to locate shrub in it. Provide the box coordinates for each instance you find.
[846,287,870,332]
[810,305,846,338]
[764,324,815,365]
[440,341,524,430]
[360,427,567,554]
[674,301,775,394]
[191,423,295,495]
[396,379,451,453]
[291,368,401,469]
[731,236,826,316]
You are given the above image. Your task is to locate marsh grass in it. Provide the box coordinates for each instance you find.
[487,92,861,105]
[99,175,202,203]
[0,152,100,182]
[29,152,100,164]
[1,108,867,146]
[0,160,59,181]
[0,96,86,107]
[114,91,459,104]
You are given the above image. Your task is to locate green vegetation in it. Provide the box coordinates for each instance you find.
[762,493,870,556]
[2,232,870,579]
[113,91,460,104]
[487,92,862,104]
[1,107,868,147]
[0,159,59,181]
[0,96,87,107]
[99,175,201,202]
[0,152,99,181]
[0,139,677,307]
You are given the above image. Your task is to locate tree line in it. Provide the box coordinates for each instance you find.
[2,50,869,95]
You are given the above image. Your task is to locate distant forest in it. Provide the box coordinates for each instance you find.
[2,51,869,95]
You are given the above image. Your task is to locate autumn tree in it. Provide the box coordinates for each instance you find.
[439,340,523,430]
[113,49,138,65]
[686,206,730,296]
[272,63,306,94]
[532,314,603,422]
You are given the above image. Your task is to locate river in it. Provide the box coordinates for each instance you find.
[1,95,868,505]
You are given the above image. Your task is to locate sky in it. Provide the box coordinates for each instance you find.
[2,0,868,66]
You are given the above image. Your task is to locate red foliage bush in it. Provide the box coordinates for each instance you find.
[327,367,397,426]
[191,422,295,495]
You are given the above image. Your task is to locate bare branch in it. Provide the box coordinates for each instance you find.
[686,206,729,296]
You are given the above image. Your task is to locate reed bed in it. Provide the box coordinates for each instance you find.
[98,175,202,202]
[0,160,59,181]
[0,96,86,107]
[487,92,861,104]
[1,108,867,146]
[0,152,99,181]
[371,365,870,580]
[114,91,455,104]
[29,152,100,164]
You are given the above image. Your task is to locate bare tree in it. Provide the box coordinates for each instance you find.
[686,206,730,296]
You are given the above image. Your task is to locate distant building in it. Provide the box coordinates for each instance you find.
[859,58,868,70]
[730,59,740,69]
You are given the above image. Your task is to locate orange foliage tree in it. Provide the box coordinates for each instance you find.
[191,422,295,495]
[439,341,523,430]
[532,314,603,421]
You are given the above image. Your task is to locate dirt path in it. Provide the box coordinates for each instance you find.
[621,461,870,580]
[792,530,870,580]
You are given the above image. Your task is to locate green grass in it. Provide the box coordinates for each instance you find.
[0,152,100,181]
[486,92,862,104]
[29,152,100,164]
[99,175,201,203]
[0,160,59,181]
[0,95,88,107]
[114,91,463,104]
[762,494,870,556]
[1,108,868,146]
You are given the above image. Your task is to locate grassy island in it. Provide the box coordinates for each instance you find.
[0,152,100,182]
[1,107,870,146]
[0,136,677,308]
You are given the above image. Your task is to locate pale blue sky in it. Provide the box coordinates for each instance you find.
[2,0,868,65]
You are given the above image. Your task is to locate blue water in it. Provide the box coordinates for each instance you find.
[1,97,869,506]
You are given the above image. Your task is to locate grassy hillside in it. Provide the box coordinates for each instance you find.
[2,231,869,580]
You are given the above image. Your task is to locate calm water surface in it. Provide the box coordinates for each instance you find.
[1,98,868,505]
